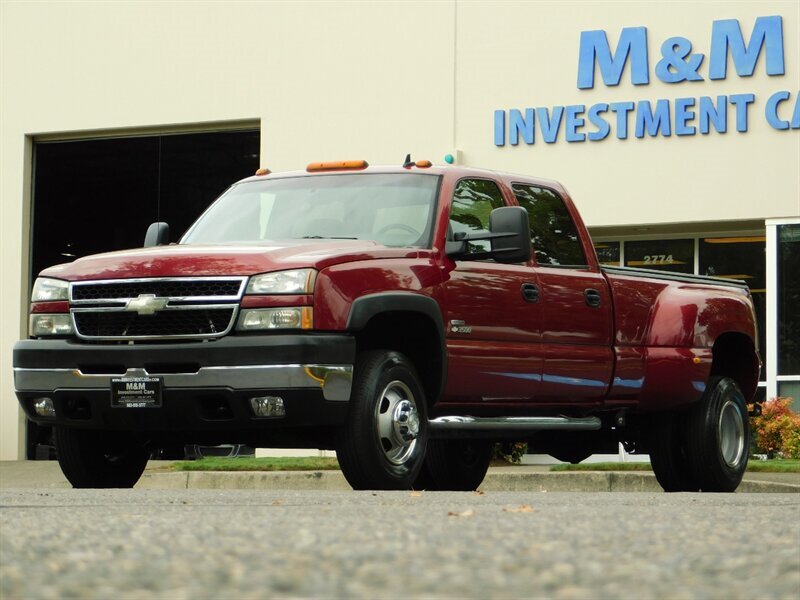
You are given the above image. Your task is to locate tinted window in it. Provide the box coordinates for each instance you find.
[777,224,800,376]
[449,179,505,253]
[512,184,586,266]
[625,239,693,274]
[594,241,621,266]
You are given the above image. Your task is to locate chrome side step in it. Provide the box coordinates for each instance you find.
[429,415,601,439]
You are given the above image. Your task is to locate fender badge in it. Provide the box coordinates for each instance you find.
[450,319,472,334]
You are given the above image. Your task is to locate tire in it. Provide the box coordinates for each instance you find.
[647,412,699,492]
[336,350,428,490]
[416,439,492,491]
[686,376,750,492]
[54,427,149,488]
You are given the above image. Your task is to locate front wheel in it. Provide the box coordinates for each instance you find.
[336,350,428,490]
[686,376,750,492]
[54,427,149,488]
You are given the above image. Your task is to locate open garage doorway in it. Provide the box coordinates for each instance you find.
[26,127,260,459]
[31,128,260,281]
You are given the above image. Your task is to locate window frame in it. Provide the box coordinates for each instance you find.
[447,176,510,260]
[509,181,589,269]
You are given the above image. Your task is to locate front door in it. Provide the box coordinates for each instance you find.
[440,178,543,404]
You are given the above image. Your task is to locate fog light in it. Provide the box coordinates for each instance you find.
[33,397,55,418]
[249,396,285,418]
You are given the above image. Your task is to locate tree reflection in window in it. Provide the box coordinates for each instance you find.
[449,179,505,254]
[512,184,586,267]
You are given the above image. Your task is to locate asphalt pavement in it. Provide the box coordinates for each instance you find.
[1,489,798,599]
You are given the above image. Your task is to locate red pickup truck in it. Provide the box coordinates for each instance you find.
[13,160,760,492]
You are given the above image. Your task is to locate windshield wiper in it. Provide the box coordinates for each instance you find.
[300,236,359,240]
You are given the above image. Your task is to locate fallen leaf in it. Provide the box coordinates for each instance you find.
[472,490,485,496]
[447,509,475,518]
[271,500,283,505]
[502,504,535,513]
[410,491,423,498]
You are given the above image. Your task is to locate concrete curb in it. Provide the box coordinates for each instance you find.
[132,469,800,493]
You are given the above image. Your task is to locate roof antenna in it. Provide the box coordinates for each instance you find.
[403,153,414,168]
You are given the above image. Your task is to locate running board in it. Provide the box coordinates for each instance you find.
[428,415,601,439]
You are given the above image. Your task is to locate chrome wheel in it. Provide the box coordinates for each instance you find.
[375,380,420,465]
[718,399,745,468]
[336,350,427,490]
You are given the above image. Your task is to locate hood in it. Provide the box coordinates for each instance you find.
[39,240,419,281]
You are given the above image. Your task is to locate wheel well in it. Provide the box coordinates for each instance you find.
[354,311,444,408]
[710,332,760,401]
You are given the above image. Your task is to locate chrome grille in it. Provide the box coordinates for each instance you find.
[71,277,246,302]
[69,277,246,341]
[74,308,235,338]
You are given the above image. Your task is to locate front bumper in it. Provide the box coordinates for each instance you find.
[13,334,355,432]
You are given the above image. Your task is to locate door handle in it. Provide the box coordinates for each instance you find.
[521,283,539,303]
[584,288,602,308]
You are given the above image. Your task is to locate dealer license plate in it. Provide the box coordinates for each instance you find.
[110,376,162,408]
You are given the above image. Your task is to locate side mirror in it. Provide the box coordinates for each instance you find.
[489,206,531,263]
[446,206,531,263]
[144,222,170,247]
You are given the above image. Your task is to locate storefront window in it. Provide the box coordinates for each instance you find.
[594,241,620,266]
[624,239,694,274]
[777,224,800,376]
[700,236,766,381]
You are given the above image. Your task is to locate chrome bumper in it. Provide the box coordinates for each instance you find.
[13,364,353,402]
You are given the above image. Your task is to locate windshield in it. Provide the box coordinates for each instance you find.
[181,173,441,248]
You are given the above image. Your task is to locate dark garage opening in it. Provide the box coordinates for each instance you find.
[27,128,260,459]
[31,129,260,280]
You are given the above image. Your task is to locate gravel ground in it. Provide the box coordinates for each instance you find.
[1,489,798,599]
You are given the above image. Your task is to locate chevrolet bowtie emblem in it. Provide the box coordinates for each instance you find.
[125,294,168,315]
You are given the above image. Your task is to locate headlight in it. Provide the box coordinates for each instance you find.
[31,278,69,302]
[237,307,313,331]
[246,269,316,295]
[30,314,74,336]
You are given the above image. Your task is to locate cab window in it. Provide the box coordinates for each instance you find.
[449,179,505,254]
[512,183,586,267]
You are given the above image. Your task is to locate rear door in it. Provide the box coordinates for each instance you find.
[510,183,613,402]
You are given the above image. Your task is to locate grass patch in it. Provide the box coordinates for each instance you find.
[550,462,652,472]
[550,459,800,473]
[745,459,800,472]
[171,457,340,472]
[169,457,800,473]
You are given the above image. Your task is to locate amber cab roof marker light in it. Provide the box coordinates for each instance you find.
[306,160,369,172]
[254,168,271,176]
[402,154,432,169]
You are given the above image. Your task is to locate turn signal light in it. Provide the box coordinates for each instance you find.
[255,168,271,176]
[415,160,432,168]
[306,160,369,172]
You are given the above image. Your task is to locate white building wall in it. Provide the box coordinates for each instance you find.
[1,0,798,459]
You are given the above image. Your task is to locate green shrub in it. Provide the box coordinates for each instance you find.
[749,397,800,459]
[492,442,528,464]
